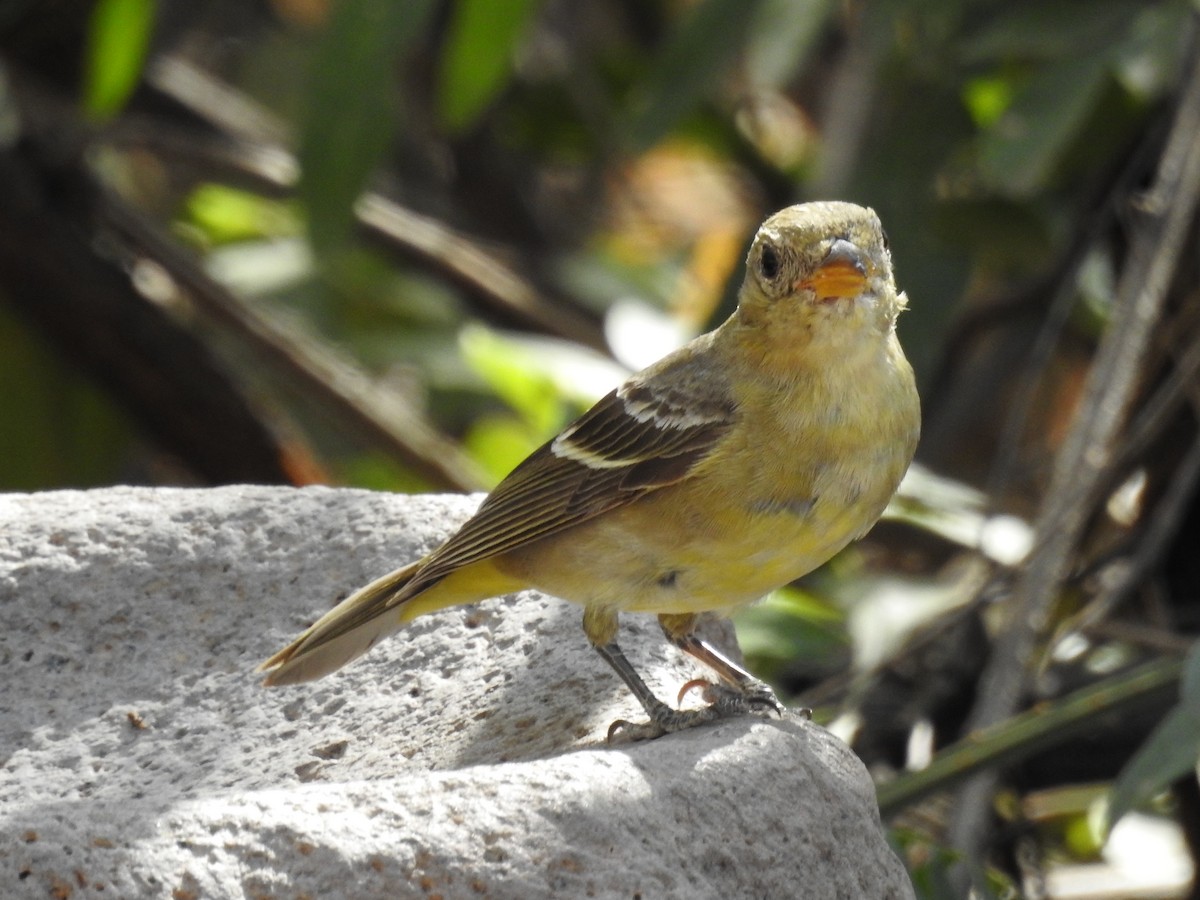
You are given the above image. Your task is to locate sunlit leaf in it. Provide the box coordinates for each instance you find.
[460,323,626,416]
[184,184,301,245]
[1064,810,1105,859]
[438,0,542,132]
[298,0,436,256]
[963,75,1015,128]
[82,0,156,120]
[463,414,543,486]
[459,325,568,435]
[1107,642,1200,830]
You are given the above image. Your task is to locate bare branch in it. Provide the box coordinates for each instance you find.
[947,19,1200,881]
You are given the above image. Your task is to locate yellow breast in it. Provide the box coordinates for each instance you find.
[501,333,918,617]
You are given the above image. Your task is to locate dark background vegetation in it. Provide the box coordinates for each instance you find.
[2,1,1199,896]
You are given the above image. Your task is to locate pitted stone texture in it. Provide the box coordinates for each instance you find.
[0,486,914,899]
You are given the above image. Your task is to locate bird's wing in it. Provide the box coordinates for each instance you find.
[407,370,737,593]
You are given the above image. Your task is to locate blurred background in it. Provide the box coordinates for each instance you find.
[2,0,1199,896]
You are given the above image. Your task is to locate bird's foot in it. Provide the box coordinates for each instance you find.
[606,703,719,742]
[607,678,795,743]
[677,677,787,717]
[686,677,813,720]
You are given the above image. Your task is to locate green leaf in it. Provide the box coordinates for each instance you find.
[339,451,431,493]
[183,184,300,244]
[963,75,1015,129]
[627,0,764,149]
[977,53,1112,196]
[458,321,626,417]
[463,414,543,486]
[459,325,566,435]
[298,0,436,257]
[438,0,542,133]
[734,587,848,681]
[891,828,978,900]
[0,307,132,488]
[82,0,156,120]
[1107,642,1200,830]
[876,656,1184,816]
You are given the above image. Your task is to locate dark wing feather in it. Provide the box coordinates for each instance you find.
[406,376,737,593]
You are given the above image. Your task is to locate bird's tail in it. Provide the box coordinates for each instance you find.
[259,560,425,686]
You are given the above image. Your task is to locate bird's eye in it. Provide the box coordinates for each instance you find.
[759,244,781,281]
[880,227,891,252]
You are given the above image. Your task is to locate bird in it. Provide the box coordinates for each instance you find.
[259,200,920,741]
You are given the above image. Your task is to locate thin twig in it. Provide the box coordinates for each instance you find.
[144,55,606,353]
[947,18,1200,883]
[809,4,881,197]
[355,195,606,352]
[1114,307,1200,468]
[98,191,489,492]
[1065,432,1200,637]
[877,654,1184,817]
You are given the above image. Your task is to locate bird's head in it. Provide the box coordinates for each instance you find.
[735,201,906,365]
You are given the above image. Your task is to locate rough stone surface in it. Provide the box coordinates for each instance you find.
[0,486,914,899]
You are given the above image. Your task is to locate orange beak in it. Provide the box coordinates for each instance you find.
[798,239,867,301]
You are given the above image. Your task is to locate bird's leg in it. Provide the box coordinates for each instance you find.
[593,641,719,741]
[658,612,788,717]
[584,607,718,741]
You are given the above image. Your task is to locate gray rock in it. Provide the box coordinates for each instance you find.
[0,485,914,899]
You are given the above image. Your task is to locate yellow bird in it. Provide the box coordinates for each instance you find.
[260,201,920,740]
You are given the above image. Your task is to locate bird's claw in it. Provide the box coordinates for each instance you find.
[678,677,784,717]
[676,678,713,705]
[608,678,788,743]
[606,702,720,743]
[740,679,787,717]
[607,718,665,742]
